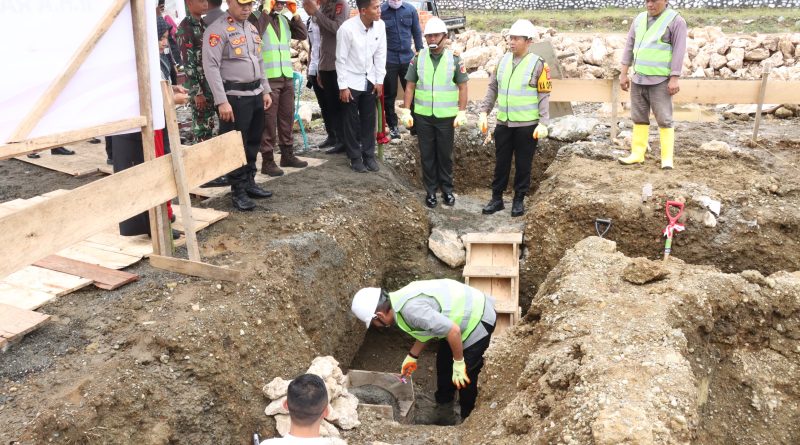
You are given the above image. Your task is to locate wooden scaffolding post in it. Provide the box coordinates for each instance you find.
[610,74,620,140]
[131,0,172,256]
[160,81,201,262]
[752,67,770,143]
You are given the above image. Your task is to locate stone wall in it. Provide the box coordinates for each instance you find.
[453,0,800,10]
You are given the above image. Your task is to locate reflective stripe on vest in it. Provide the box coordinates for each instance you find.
[413,48,459,118]
[496,52,540,122]
[262,15,293,79]
[390,279,486,343]
[632,9,679,77]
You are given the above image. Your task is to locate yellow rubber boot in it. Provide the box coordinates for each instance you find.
[659,127,674,169]
[618,124,649,165]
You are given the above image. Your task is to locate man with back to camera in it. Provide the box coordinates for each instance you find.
[335,0,386,173]
[617,0,687,170]
[203,0,275,211]
[259,374,332,444]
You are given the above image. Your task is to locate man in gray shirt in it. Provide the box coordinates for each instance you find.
[203,0,225,25]
[351,279,496,423]
[618,0,687,169]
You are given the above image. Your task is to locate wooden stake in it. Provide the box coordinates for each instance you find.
[7,0,128,143]
[610,74,620,140]
[131,0,171,257]
[149,255,242,282]
[752,67,770,143]
[0,117,146,160]
[160,81,201,262]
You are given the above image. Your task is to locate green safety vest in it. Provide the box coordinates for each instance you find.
[262,15,293,79]
[496,52,540,122]
[413,48,459,118]
[390,279,486,343]
[632,8,679,77]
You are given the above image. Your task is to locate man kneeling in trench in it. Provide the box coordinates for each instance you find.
[260,374,330,444]
[351,279,496,424]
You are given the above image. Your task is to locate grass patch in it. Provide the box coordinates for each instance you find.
[461,8,800,34]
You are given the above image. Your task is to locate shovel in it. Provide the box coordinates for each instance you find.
[663,201,685,261]
[595,218,612,238]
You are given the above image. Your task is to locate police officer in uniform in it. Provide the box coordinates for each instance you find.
[203,0,274,211]
[478,19,551,218]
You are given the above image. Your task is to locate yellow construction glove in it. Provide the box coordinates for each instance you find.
[400,108,414,129]
[533,123,548,140]
[401,354,418,378]
[453,110,467,128]
[478,112,488,134]
[452,359,470,389]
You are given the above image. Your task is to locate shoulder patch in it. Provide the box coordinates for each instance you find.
[227,26,235,31]
[226,16,234,24]
[209,33,221,47]
[537,63,552,93]
[335,3,343,14]
[458,60,466,74]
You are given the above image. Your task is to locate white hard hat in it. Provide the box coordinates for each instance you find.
[351,287,381,328]
[424,17,447,36]
[508,19,536,39]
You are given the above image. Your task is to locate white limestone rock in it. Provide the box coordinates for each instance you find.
[549,115,600,142]
[330,392,361,430]
[428,228,466,268]
[263,377,291,400]
[264,396,289,416]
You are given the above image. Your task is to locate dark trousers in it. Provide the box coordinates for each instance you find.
[416,114,455,195]
[383,63,410,129]
[309,74,334,139]
[112,132,150,236]
[261,78,294,154]
[435,321,495,419]
[104,136,113,160]
[343,84,377,162]
[219,93,264,187]
[319,70,344,144]
[492,124,538,199]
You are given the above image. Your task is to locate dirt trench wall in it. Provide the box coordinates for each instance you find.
[1,174,433,444]
[457,237,800,445]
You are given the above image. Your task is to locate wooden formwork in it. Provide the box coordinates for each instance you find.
[461,232,523,336]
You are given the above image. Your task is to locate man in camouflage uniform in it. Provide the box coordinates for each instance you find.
[178,0,216,144]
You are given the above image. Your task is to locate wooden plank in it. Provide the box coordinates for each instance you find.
[58,242,143,270]
[753,68,770,142]
[0,117,145,160]
[0,303,50,350]
[462,232,523,245]
[161,81,200,262]
[33,255,139,290]
[492,243,516,268]
[2,266,92,298]
[467,244,494,267]
[14,140,111,177]
[6,0,129,142]
[0,130,245,279]
[149,255,242,282]
[0,281,61,311]
[494,313,514,337]
[462,265,518,278]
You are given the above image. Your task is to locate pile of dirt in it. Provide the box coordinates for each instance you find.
[455,236,800,444]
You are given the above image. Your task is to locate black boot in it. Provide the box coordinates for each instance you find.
[246,170,272,198]
[319,135,336,149]
[511,195,525,217]
[51,147,75,155]
[482,197,504,215]
[231,183,256,211]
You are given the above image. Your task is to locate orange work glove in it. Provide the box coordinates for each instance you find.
[286,0,298,14]
[401,354,417,378]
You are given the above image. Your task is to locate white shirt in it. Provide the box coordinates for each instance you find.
[308,18,321,76]
[335,16,387,91]
[260,434,335,444]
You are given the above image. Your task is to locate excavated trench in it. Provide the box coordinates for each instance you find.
[2,113,799,444]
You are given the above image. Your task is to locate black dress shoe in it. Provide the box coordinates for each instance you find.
[319,136,336,148]
[89,137,102,144]
[389,127,400,139]
[246,186,272,198]
[51,147,75,155]
[351,159,367,173]
[482,199,504,215]
[511,199,525,217]
[27,152,41,159]
[200,176,230,188]
[425,194,437,208]
[325,143,346,154]
[443,193,455,206]
[364,157,380,172]
[171,229,182,239]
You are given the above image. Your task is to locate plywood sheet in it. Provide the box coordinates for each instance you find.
[14,140,109,177]
[33,255,138,290]
[3,266,92,299]
[468,244,494,267]
[0,281,62,311]
[190,155,327,199]
[0,303,50,349]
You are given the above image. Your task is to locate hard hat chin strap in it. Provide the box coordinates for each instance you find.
[428,35,445,50]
